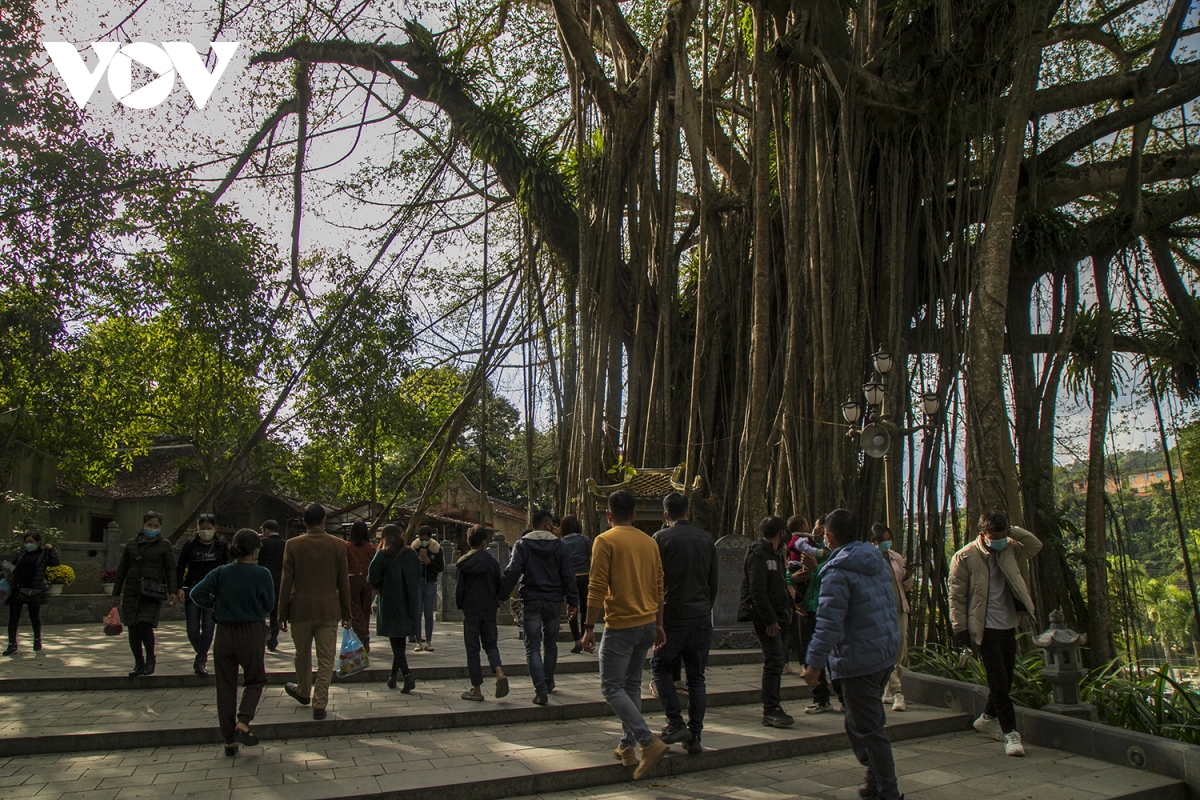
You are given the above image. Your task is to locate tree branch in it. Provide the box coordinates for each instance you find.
[1037,145,1200,206]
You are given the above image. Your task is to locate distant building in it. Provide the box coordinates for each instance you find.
[1066,466,1184,496]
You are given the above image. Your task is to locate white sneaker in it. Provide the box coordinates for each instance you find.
[882,693,895,704]
[1004,731,1026,757]
[424,642,435,652]
[413,641,426,652]
[891,692,907,712]
[974,713,1003,741]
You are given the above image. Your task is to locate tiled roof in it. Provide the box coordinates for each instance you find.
[587,467,683,500]
[57,444,195,499]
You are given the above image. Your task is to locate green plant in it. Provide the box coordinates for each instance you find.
[44,565,75,586]
[1081,664,1200,746]
[910,642,1053,709]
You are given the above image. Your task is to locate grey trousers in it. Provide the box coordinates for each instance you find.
[840,666,900,800]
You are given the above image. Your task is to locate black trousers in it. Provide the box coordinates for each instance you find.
[214,622,267,743]
[753,619,788,711]
[129,621,156,665]
[388,637,412,676]
[567,574,590,641]
[980,627,1017,733]
[7,599,42,643]
[842,666,900,800]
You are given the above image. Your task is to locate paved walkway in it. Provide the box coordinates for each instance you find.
[0,622,550,679]
[507,730,1183,800]
[0,702,965,800]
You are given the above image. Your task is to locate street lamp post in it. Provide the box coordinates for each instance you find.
[844,345,941,536]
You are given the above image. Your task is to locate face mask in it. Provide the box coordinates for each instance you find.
[987,537,1008,552]
[143,528,160,538]
[199,529,215,542]
[878,541,892,553]
[24,542,37,552]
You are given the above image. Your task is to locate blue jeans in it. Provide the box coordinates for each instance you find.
[416,582,437,642]
[185,594,214,665]
[522,599,561,694]
[464,614,503,687]
[599,622,657,748]
[651,617,712,737]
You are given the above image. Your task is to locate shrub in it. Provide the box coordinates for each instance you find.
[45,565,75,586]
[910,642,1053,709]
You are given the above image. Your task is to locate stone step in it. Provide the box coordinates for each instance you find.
[0,702,972,800]
[0,662,816,756]
[505,729,1189,800]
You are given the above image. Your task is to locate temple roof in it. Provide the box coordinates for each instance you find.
[587,466,688,503]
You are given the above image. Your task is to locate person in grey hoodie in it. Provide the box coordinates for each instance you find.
[803,509,902,800]
[500,509,579,704]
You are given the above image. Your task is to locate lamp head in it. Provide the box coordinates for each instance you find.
[863,380,886,407]
[841,398,862,424]
[872,346,894,375]
[921,391,940,416]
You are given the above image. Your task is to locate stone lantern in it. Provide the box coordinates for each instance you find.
[1032,609,1097,721]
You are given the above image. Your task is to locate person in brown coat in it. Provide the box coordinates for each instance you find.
[279,504,352,720]
[345,521,377,652]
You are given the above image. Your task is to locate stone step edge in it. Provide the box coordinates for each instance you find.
[290,713,976,800]
[0,684,814,757]
[0,649,765,694]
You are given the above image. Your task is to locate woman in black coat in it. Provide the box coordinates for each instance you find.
[112,511,178,676]
[4,530,60,655]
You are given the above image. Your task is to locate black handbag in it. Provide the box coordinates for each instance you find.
[140,577,169,602]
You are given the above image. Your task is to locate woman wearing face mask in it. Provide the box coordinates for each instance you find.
[4,531,60,655]
[111,511,178,676]
[177,513,230,675]
[869,523,913,712]
[190,529,275,757]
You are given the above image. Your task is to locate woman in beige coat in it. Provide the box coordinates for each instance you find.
[870,524,913,712]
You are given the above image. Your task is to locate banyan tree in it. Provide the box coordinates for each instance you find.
[199,0,1200,664]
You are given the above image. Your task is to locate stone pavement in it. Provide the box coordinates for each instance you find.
[0,660,813,751]
[0,701,969,800]
[506,730,1184,800]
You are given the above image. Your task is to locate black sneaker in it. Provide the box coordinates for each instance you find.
[387,672,398,690]
[141,658,156,676]
[533,693,549,705]
[3,643,16,656]
[284,682,312,705]
[402,673,416,694]
[32,639,42,652]
[313,708,327,720]
[660,723,694,745]
[546,680,556,694]
[762,707,795,728]
[128,663,145,677]
[685,736,702,755]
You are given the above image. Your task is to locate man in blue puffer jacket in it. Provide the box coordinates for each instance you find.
[803,509,902,800]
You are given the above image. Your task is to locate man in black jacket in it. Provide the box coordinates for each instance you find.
[651,492,717,753]
[258,519,286,651]
[455,525,509,701]
[738,516,794,727]
[177,513,230,676]
[500,509,579,704]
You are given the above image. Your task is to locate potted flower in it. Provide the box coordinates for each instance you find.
[101,570,117,594]
[45,565,75,596]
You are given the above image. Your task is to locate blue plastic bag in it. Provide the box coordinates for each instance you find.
[336,626,369,678]
[0,575,9,605]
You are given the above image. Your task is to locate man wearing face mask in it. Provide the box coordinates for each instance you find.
[949,511,1042,758]
[177,513,230,676]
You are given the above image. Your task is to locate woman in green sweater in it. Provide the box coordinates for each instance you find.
[190,528,275,756]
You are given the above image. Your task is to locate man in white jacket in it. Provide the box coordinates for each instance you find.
[949,511,1042,757]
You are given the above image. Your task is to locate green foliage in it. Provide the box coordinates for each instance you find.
[1082,664,1200,746]
[2,491,64,547]
[910,643,1053,709]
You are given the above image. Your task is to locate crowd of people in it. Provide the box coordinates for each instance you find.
[3,491,1042,796]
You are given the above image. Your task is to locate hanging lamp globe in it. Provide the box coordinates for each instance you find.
[871,346,894,375]
[841,398,862,424]
[863,380,886,407]
[921,391,941,416]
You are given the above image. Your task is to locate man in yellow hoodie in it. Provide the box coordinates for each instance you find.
[581,490,669,780]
